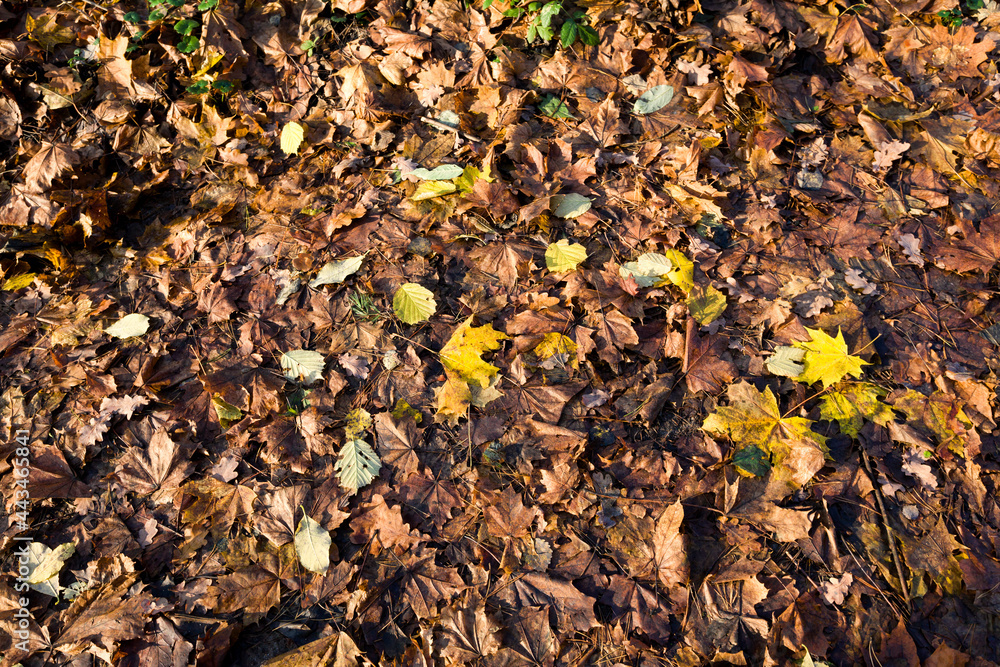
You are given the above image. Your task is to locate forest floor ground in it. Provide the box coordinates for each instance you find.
[3,0,1000,665]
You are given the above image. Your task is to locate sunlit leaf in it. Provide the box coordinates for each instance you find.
[334,438,381,494]
[294,512,331,574]
[703,381,826,488]
[792,328,868,388]
[552,193,591,218]
[440,318,508,388]
[309,255,365,288]
[767,346,805,378]
[280,350,325,384]
[212,395,243,425]
[410,164,465,180]
[820,383,892,438]
[24,542,75,597]
[2,273,36,290]
[105,313,150,339]
[411,180,458,201]
[345,407,373,440]
[619,253,673,288]
[545,239,588,272]
[280,121,305,155]
[393,283,437,324]
[633,85,675,115]
[686,284,727,324]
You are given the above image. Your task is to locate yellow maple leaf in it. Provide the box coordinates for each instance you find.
[439,318,508,388]
[792,327,868,388]
[703,381,826,486]
[435,318,508,423]
[892,389,977,456]
[434,377,472,424]
[533,333,578,369]
[819,383,893,438]
[661,249,694,292]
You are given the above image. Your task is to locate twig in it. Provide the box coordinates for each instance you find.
[860,448,911,612]
[419,116,479,143]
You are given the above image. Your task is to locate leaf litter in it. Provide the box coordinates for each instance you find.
[2,0,1000,665]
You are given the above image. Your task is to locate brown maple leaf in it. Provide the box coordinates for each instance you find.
[114,429,193,505]
[400,470,464,532]
[437,594,501,663]
[683,319,737,394]
[29,445,90,498]
[401,549,466,619]
[253,484,309,547]
[512,572,601,633]
[350,494,424,554]
[921,25,995,81]
[374,411,422,480]
[22,142,79,193]
[484,486,542,541]
[602,576,676,645]
[932,214,1000,275]
[180,478,257,538]
[650,500,688,588]
[206,565,281,615]
[259,417,311,473]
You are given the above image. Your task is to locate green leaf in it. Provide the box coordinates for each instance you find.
[686,284,727,325]
[334,438,382,494]
[579,25,599,46]
[186,81,210,95]
[280,349,325,384]
[174,18,198,35]
[123,11,142,23]
[560,20,577,46]
[545,239,588,272]
[410,180,458,201]
[539,95,575,119]
[197,0,219,8]
[393,283,437,324]
[177,35,200,53]
[105,313,150,339]
[294,512,331,574]
[767,346,805,378]
[309,255,365,288]
[211,80,234,93]
[539,1,562,26]
[633,85,675,115]
[552,192,591,218]
[410,164,465,180]
[732,445,771,477]
[149,10,165,21]
[280,121,305,155]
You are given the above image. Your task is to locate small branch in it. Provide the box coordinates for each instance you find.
[860,448,911,612]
